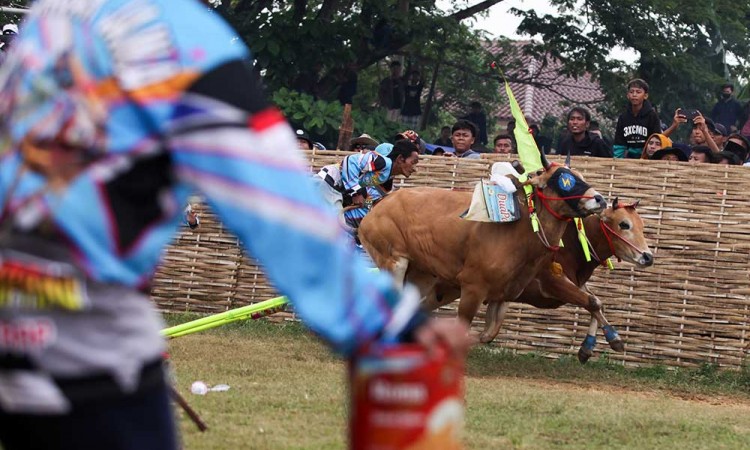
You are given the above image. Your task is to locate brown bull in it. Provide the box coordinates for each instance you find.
[423,199,653,363]
[359,163,607,343]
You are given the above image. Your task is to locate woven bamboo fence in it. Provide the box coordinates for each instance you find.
[153,150,750,370]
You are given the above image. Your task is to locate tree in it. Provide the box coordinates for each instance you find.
[512,0,750,130]
[210,0,513,143]
[218,1,506,99]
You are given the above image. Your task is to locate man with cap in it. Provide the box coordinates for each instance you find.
[1,23,17,35]
[296,129,314,150]
[716,150,742,165]
[349,133,379,152]
[651,147,688,162]
[706,119,727,149]
[0,23,17,58]
[723,133,750,163]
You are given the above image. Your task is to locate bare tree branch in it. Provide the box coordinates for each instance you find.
[449,0,506,22]
[316,0,339,21]
[232,0,273,16]
[293,0,308,23]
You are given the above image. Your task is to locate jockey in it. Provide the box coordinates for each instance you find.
[314,139,419,232]
[0,2,468,449]
[342,130,423,233]
[343,142,395,231]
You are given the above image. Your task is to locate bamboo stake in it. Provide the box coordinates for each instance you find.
[336,104,353,150]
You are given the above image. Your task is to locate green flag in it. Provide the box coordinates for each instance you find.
[503,78,543,174]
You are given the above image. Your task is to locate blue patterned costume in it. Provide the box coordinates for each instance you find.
[0,1,418,441]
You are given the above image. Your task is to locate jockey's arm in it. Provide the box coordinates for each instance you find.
[340,151,390,201]
[168,60,420,355]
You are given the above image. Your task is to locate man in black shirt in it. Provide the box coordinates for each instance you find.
[462,101,488,146]
[378,61,405,122]
[558,107,612,158]
[401,69,424,129]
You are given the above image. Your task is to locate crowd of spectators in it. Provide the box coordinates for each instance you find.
[370,67,750,167]
[300,73,750,170]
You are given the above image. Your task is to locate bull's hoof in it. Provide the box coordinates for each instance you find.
[577,347,593,364]
[609,338,625,353]
[479,332,496,344]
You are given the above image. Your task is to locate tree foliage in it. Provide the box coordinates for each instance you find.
[214,0,510,144]
[272,87,403,146]
[513,0,750,127]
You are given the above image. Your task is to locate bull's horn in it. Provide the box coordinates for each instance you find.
[632,199,640,208]
[564,148,571,168]
[540,150,550,169]
[612,197,619,209]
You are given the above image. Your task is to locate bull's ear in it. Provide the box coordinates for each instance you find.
[612,197,619,209]
[511,160,525,174]
[528,173,547,189]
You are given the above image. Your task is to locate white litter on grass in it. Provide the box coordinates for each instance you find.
[191,381,208,395]
[190,381,231,395]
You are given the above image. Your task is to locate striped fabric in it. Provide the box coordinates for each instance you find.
[319,151,393,196]
[0,0,416,356]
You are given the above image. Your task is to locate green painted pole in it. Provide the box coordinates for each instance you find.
[162,296,288,338]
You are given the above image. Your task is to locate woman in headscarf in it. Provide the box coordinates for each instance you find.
[640,133,673,159]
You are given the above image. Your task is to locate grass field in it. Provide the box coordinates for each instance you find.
[166,316,750,449]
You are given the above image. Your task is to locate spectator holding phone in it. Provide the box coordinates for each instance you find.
[692,112,721,154]
[662,108,689,138]
[613,79,661,158]
[664,108,721,154]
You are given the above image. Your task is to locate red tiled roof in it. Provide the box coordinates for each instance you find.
[487,40,604,124]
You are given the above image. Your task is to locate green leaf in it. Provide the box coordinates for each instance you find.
[267,40,280,56]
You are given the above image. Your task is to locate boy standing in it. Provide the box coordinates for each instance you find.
[613,79,661,158]
[400,69,424,129]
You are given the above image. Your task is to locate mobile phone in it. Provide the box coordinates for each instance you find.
[680,108,699,122]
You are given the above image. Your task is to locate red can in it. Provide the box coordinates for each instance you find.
[349,343,465,450]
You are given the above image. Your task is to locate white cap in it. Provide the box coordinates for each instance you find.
[2,24,18,35]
